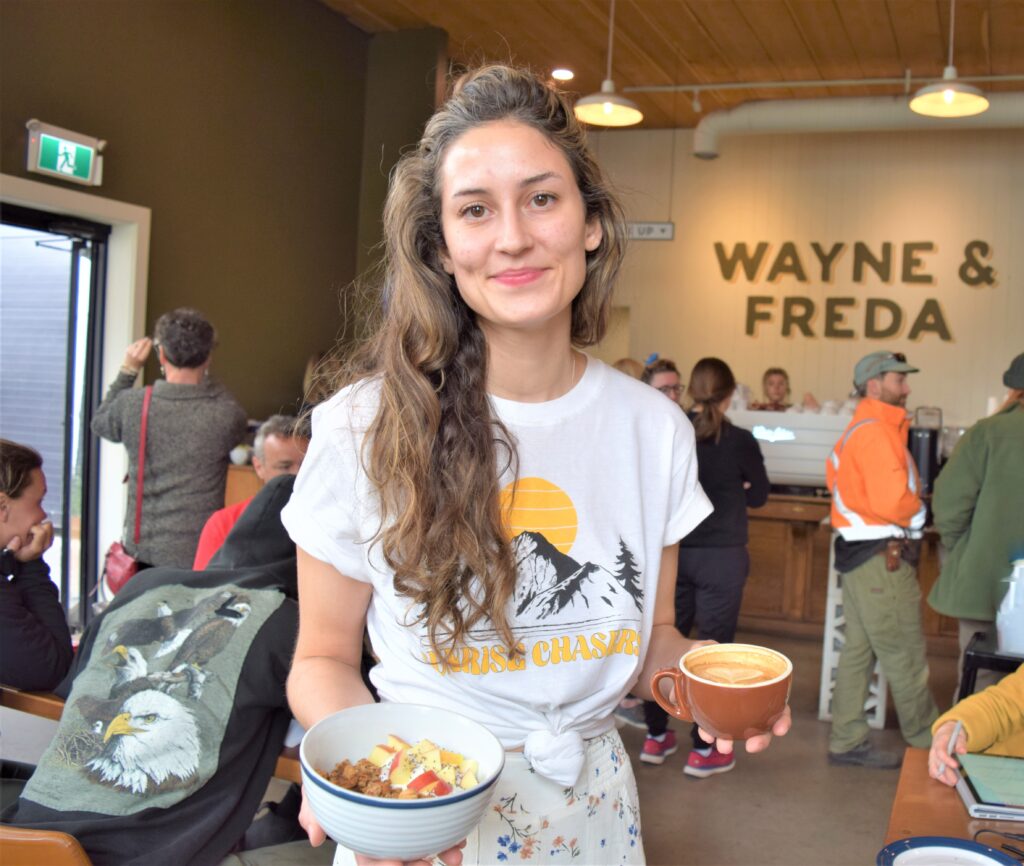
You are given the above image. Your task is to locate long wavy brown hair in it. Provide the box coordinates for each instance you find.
[327,66,627,664]
[688,357,737,443]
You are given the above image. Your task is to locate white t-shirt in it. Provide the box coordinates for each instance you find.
[282,356,711,784]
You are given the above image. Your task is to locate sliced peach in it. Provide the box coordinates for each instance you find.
[388,749,413,787]
[367,744,395,768]
[421,778,453,796]
[440,749,464,767]
[406,769,439,792]
[387,734,411,750]
[460,770,478,789]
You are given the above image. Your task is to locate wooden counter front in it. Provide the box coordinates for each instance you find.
[740,494,832,638]
[739,494,958,651]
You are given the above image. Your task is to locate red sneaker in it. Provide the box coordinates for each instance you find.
[683,746,735,778]
[639,730,678,765]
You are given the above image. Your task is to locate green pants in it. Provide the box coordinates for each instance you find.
[829,554,939,753]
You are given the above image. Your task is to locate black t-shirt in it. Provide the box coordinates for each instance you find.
[683,418,770,548]
[3,477,299,866]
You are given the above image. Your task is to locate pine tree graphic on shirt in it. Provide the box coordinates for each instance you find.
[505,478,644,621]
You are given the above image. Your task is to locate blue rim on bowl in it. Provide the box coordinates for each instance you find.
[877,836,1019,865]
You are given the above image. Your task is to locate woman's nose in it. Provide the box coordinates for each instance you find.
[495,209,531,254]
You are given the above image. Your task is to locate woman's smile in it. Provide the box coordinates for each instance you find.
[492,267,547,287]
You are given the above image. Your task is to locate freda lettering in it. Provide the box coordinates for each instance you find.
[715,240,966,342]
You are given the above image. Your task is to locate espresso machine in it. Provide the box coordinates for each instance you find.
[909,407,943,524]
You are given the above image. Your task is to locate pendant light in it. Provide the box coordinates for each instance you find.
[573,0,643,127]
[909,0,988,118]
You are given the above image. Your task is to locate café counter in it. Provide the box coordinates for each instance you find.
[738,493,958,653]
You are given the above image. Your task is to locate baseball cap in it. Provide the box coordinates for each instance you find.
[853,351,919,388]
[1004,352,1024,389]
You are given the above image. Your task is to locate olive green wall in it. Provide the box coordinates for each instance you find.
[1,0,368,418]
[355,28,447,278]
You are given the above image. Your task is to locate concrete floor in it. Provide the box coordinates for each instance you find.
[626,630,958,866]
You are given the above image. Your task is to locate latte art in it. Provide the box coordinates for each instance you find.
[687,661,774,685]
[685,649,787,685]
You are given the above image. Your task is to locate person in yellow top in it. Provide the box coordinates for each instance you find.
[928,663,1024,786]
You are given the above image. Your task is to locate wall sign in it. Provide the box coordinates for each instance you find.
[713,239,997,342]
[628,221,674,241]
[26,119,105,186]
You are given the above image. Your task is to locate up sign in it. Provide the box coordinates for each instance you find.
[713,240,997,342]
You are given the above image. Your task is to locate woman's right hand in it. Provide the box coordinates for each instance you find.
[299,786,466,865]
[123,337,153,373]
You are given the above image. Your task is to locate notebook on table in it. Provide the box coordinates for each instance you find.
[955,752,1024,821]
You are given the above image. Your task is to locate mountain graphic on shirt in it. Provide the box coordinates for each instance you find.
[512,531,643,620]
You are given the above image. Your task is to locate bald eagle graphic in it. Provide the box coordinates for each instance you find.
[86,690,200,794]
[103,591,235,657]
[166,597,252,698]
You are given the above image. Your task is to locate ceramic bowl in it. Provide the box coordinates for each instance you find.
[300,703,505,861]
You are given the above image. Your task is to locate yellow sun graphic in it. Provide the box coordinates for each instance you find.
[500,477,578,554]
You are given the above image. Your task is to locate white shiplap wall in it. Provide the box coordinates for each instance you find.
[590,127,1023,428]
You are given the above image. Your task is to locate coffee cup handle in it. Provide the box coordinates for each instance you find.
[651,667,694,723]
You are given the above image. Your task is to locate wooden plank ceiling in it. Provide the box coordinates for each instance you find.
[318,0,1024,128]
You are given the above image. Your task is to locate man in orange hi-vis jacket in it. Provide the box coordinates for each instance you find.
[825,351,939,769]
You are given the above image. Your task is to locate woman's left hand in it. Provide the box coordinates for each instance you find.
[698,704,792,755]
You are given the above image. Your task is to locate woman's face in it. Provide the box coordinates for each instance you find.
[0,468,47,549]
[649,371,682,404]
[437,121,602,338]
[764,373,789,403]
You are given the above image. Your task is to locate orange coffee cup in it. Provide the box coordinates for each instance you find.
[651,643,792,741]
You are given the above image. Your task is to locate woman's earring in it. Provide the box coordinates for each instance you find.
[160,365,166,376]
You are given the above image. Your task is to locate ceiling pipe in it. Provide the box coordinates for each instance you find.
[693,93,1024,159]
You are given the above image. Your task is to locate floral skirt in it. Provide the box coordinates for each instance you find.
[332,730,644,865]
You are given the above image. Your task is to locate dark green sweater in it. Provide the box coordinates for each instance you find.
[929,401,1024,621]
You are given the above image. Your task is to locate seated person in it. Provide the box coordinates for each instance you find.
[927,662,1024,787]
[0,439,73,691]
[193,415,310,569]
[750,367,819,411]
[3,476,303,866]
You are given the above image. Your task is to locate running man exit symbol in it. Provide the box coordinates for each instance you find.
[26,120,104,186]
[39,134,92,180]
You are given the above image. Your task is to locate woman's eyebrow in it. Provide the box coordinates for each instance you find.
[450,171,562,199]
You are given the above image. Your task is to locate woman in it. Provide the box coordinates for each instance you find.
[928,663,1024,787]
[641,357,684,403]
[641,358,770,777]
[0,439,72,692]
[283,67,789,866]
[91,308,247,569]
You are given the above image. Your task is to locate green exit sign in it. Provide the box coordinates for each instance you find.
[26,119,104,186]
[38,134,93,180]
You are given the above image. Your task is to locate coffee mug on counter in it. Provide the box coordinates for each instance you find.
[651,643,792,741]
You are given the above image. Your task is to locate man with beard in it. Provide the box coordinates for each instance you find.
[825,351,939,769]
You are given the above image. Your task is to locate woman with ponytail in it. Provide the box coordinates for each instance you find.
[660,357,770,779]
[282,68,788,865]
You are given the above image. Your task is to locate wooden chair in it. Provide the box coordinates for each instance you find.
[0,825,93,865]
